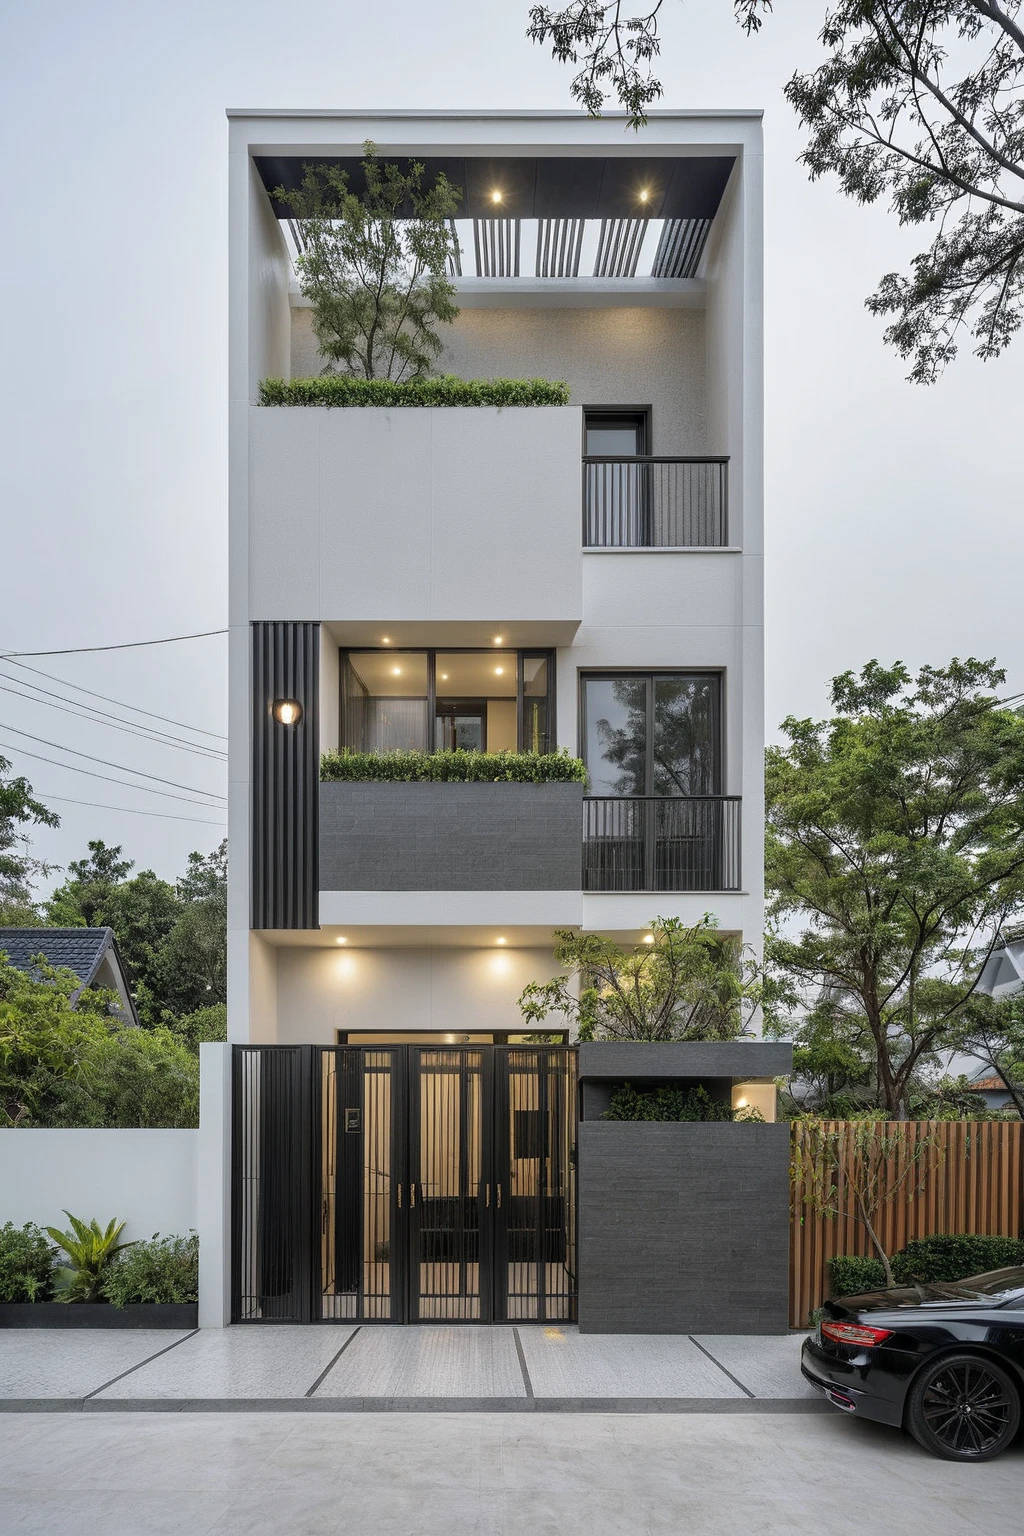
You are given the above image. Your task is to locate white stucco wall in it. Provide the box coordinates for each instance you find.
[0,1130,198,1244]
[291,306,708,455]
[274,944,560,1044]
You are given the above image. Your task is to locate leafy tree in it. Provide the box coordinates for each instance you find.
[792,1118,943,1286]
[275,144,462,381]
[519,914,761,1040]
[50,1025,199,1129]
[528,0,1024,380]
[0,956,110,1126]
[765,658,1024,1118]
[0,754,57,923]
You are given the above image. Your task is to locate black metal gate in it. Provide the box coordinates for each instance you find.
[232,1044,577,1323]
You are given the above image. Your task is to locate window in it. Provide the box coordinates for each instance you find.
[584,409,649,457]
[581,673,721,797]
[342,650,554,754]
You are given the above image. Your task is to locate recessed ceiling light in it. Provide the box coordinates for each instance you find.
[643,933,654,944]
[491,190,503,204]
[336,937,347,945]
[495,937,507,946]
[494,666,504,675]
[639,188,650,203]
[392,666,402,676]
[440,672,448,680]
[493,636,503,645]
[381,636,391,645]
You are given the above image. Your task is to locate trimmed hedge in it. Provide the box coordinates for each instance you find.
[828,1233,1024,1297]
[259,375,570,408]
[321,749,587,784]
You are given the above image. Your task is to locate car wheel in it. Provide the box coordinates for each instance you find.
[906,1353,1021,1461]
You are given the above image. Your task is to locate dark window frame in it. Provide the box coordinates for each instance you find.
[583,405,652,456]
[340,647,556,755]
[578,669,725,797]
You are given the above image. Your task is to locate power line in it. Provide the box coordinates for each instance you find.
[0,679,227,762]
[6,657,227,742]
[0,628,228,658]
[0,723,227,802]
[35,792,226,828]
[0,739,228,810]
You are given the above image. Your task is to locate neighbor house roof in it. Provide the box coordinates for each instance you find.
[970,1076,1010,1093]
[0,927,139,1026]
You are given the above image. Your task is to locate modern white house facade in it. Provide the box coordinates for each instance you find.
[222,109,768,1327]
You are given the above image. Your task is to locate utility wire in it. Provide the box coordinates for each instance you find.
[0,739,228,810]
[6,657,227,742]
[0,679,227,762]
[0,629,228,658]
[35,792,226,828]
[0,723,227,802]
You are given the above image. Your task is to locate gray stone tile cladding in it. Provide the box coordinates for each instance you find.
[576,1122,791,1335]
[319,781,583,891]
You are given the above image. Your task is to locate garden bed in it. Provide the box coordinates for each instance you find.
[0,1301,196,1328]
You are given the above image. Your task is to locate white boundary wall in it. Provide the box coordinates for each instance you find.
[0,1129,198,1244]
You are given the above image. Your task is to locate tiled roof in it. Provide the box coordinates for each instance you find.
[0,927,114,989]
[971,1076,1010,1092]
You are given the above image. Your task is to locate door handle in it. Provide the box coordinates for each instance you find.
[496,1183,502,1209]
[397,1184,402,1209]
[485,1184,490,1208]
[410,1182,417,1208]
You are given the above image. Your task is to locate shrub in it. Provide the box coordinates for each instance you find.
[0,1221,58,1302]
[102,1233,199,1307]
[603,1082,736,1123]
[827,1254,888,1297]
[46,1214,133,1302]
[891,1233,1024,1284]
[259,375,571,408]
[321,748,587,785]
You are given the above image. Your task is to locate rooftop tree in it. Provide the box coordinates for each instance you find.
[528,1,1024,380]
[275,143,462,382]
[765,657,1024,1118]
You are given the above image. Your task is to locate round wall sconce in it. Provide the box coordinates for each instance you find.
[272,698,303,726]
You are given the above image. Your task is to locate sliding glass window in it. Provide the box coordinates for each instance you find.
[342,650,554,754]
[582,673,721,796]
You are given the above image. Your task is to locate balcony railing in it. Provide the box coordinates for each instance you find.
[583,457,728,548]
[583,796,741,892]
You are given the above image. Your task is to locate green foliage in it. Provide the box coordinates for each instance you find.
[49,1024,199,1129]
[259,374,571,408]
[321,748,586,784]
[102,1233,198,1307]
[169,1003,226,1053]
[0,955,199,1128]
[274,146,461,381]
[892,1234,1024,1286]
[0,1221,58,1302]
[45,1213,133,1303]
[520,915,761,1042]
[955,990,1024,1120]
[827,1254,887,1298]
[530,2,1024,382]
[603,1082,736,1122]
[45,838,227,1028]
[766,659,1024,1118]
[0,753,57,920]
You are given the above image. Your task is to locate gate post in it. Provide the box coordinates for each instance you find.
[198,1042,232,1328]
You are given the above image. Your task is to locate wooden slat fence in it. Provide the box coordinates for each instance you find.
[789,1120,1024,1328]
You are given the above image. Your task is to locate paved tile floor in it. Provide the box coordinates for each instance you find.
[0,1409,1020,1534]
[0,1325,820,1409]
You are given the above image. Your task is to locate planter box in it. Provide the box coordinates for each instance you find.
[319,780,584,891]
[0,1302,197,1329]
[576,1120,791,1335]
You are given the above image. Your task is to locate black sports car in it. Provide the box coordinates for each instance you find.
[801,1266,1024,1460]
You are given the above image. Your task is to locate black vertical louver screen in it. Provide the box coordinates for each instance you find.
[251,621,319,929]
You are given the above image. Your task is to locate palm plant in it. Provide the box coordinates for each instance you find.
[44,1213,134,1302]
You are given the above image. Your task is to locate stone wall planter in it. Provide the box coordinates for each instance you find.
[0,1302,197,1329]
[576,1120,791,1335]
[320,780,584,891]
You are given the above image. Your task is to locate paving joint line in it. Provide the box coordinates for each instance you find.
[512,1327,534,1399]
[687,1336,755,1399]
[305,1326,362,1397]
[82,1328,200,1402]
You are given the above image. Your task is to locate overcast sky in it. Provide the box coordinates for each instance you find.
[2,0,1021,893]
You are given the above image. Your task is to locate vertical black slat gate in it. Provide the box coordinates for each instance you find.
[232,1044,576,1324]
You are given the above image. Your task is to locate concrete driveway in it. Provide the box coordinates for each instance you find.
[0,1408,1020,1534]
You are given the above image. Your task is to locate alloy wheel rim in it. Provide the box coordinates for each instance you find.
[921,1363,1014,1455]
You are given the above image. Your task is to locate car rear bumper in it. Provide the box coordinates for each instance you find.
[801,1340,904,1428]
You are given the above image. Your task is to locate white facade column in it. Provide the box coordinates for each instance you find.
[197,1042,232,1327]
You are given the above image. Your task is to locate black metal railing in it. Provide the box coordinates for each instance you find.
[583,457,728,548]
[583,795,741,892]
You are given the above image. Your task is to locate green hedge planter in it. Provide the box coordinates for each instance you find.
[321,749,587,784]
[0,1302,197,1328]
[259,375,571,408]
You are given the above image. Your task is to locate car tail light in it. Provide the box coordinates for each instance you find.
[821,1320,893,1348]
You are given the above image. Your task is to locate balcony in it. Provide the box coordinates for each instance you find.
[583,458,728,548]
[583,796,741,892]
